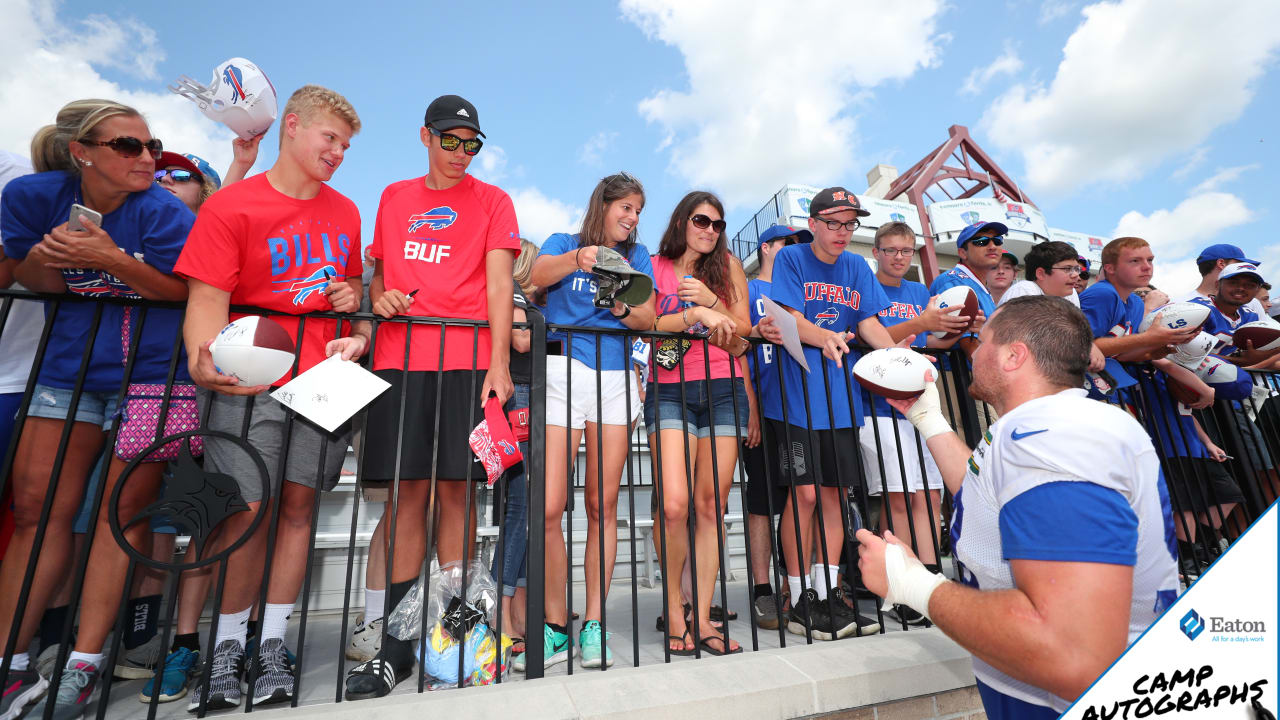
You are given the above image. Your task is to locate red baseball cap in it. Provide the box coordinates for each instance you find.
[468,396,523,487]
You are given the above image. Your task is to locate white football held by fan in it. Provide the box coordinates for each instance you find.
[931,286,979,340]
[1138,302,1210,334]
[209,316,296,387]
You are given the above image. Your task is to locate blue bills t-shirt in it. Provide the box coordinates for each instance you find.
[1080,279,1145,390]
[863,279,930,418]
[1187,297,1259,356]
[746,278,782,412]
[764,244,889,429]
[0,171,193,391]
[541,232,654,371]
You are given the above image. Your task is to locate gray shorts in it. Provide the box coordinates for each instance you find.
[197,390,349,503]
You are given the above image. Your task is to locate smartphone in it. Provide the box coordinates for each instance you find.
[68,204,102,232]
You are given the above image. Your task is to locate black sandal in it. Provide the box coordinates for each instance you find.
[697,634,742,656]
[657,603,726,631]
[709,604,738,623]
[665,630,695,657]
[344,657,411,701]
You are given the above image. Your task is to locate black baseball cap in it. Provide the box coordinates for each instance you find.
[809,187,870,218]
[424,94,484,137]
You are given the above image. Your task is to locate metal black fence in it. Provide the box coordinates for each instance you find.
[0,288,1276,718]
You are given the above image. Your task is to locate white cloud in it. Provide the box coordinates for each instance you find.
[621,0,947,209]
[1170,146,1210,180]
[1111,190,1256,294]
[980,0,1280,197]
[578,131,618,166]
[0,1,237,177]
[471,143,509,183]
[1038,0,1076,24]
[1191,164,1259,194]
[509,187,583,246]
[960,44,1023,96]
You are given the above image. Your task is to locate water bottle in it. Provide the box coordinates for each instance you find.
[683,275,710,336]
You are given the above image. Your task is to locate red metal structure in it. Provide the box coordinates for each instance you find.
[884,124,1034,282]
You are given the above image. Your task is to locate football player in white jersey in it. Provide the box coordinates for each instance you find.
[856,295,1179,719]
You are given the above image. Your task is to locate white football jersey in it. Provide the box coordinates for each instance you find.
[951,388,1179,712]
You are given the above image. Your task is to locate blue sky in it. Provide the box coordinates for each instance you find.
[2,0,1278,293]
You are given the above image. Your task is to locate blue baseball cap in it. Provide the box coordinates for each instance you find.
[158,152,222,189]
[955,221,1008,248]
[1196,243,1258,266]
[758,224,813,249]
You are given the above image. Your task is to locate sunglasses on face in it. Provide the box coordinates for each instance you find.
[1079,271,1092,281]
[821,219,860,232]
[80,136,163,160]
[689,214,726,233]
[967,235,1004,247]
[1051,264,1082,276]
[155,169,198,183]
[428,127,483,155]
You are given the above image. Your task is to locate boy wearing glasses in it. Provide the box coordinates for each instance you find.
[763,187,896,640]
[177,85,365,711]
[998,241,1082,308]
[928,221,1003,358]
[345,94,519,699]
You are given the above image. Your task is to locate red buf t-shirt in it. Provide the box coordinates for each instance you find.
[370,174,520,372]
[175,173,362,384]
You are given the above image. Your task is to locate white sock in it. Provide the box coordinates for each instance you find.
[261,603,293,642]
[825,565,842,594]
[2,652,30,671]
[215,607,251,648]
[364,588,386,624]
[67,651,104,669]
[787,575,804,601]
[812,568,828,600]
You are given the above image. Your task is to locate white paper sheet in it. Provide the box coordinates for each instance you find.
[270,354,391,433]
[761,294,810,373]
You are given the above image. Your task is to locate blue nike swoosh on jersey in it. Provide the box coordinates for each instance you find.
[1010,428,1048,441]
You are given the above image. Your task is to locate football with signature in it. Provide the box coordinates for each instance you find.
[209,316,296,387]
[1138,302,1210,334]
[1233,321,1280,352]
[852,347,933,400]
[931,286,979,340]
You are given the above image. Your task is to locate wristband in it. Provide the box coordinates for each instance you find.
[903,381,953,440]
[575,247,584,271]
[882,542,948,621]
[708,296,719,310]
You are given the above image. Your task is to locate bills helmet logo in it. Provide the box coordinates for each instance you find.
[272,265,337,305]
[222,65,247,103]
[814,307,840,328]
[407,206,457,234]
[498,440,517,456]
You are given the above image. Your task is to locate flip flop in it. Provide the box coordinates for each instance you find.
[665,631,695,657]
[510,637,525,655]
[709,605,738,622]
[657,603,725,631]
[697,635,742,657]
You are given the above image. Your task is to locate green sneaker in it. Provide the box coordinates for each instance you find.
[512,624,572,673]
[579,620,613,668]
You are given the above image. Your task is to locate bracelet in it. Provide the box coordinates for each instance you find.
[575,247,584,271]
[682,308,689,327]
[708,297,719,310]
[613,304,631,319]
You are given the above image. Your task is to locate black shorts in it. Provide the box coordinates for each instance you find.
[1164,456,1245,515]
[362,370,484,481]
[768,420,862,491]
[743,426,787,516]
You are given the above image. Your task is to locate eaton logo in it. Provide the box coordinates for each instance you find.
[1180,609,1205,641]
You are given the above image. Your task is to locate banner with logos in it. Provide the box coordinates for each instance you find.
[927,198,1049,242]
[1050,228,1108,268]
[772,184,924,237]
[1060,504,1277,719]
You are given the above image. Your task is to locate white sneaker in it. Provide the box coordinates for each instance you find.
[346,615,383,662]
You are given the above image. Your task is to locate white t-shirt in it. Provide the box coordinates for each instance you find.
[951,389,1179,714]
[0,152,44,394]
[997,279,1080,307]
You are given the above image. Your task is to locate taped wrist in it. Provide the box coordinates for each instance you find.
[883,543,947,621]
[905,381,952,440]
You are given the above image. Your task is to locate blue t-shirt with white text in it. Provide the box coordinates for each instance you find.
[1080,279,1145,390]
[863,279,930,418]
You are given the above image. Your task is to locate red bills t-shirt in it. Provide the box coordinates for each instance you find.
[175,173,362,384]
[370,174,519,372]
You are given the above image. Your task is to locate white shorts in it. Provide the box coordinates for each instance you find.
[546,356,641,429]
[859,415,943,495]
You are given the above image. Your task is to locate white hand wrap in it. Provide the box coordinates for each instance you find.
[882,543,948,621]
[905,381,952,440]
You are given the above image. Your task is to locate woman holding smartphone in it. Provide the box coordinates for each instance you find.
[0,99,194,719]
[523,172,655,671]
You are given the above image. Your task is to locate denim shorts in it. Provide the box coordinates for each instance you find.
[644,377,748,439]
[26,383,119,431]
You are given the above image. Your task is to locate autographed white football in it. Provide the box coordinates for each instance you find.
[209,316,296,387]
[930,286,979,340]
[1138,302,1210,334]
[852,348,934,400]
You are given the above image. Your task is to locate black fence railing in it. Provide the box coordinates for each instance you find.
[0,288,1276,718]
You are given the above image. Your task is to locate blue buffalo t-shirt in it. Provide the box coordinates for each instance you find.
[1080,279,1145,390]
[765,244,888,429]
[0,171,193,391]
[863,279,930,418]
[746,277,782,412]
[541,232,654,371]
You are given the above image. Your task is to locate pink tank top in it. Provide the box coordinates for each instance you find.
[650,254,736,383]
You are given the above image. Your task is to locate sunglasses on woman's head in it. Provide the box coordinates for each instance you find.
[968,235,1004,247]
[689,214,726,233]
[79,136,163,160]
[155,169,197,183]
[428,127,483,155]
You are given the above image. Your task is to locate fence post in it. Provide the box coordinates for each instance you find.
[524,310,548,679]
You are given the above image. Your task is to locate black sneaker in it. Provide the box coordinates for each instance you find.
[786,589,837,640]
[829,587,881,637]
[888,604,931,627]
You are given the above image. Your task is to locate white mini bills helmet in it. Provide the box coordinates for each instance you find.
[170,58,278,140]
